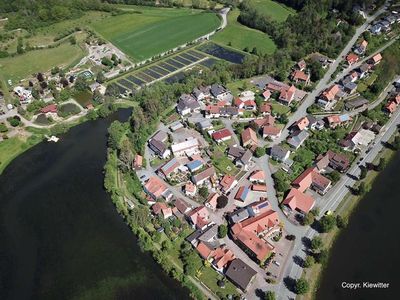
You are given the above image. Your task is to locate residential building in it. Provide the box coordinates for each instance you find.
[241,127,258,147]
[344,97,369,111]
[325,114,352,129]
[184,182,197,197]
[186,206,210,230]
[148,139,171,159]
[197,119,213,131]
[227,145,245,161]
[252,115,275,130]
[249,170,265,184]
[262,126,282,140]
[171,138,200,157]
[160,158,181,178]
[192,85,211,101]
[229,207,250,224]
[220,175,238,194]
[191,166,216,186]
[278,85,296,105]
[262,90,271,100]
[315,150,350,173]
[186,159,204,173]
[292,116,310,132]
[270,145,290,162]
[152,130,168,143]
[225,259,257,292]
[283,188,315,215]
[259,103,272,116]
[239,90,255,101]
[236,149,253,170]
[175,198,191,215]
[344,82,358,94]
[247,199,270,217]
[290,70,310,85]
[143,176,171,201]
[205,192,219,211]
[340,129,375,151]
[235,186,251,202]
[287,130,310,149]
[210,84,233,102]
[354,39,368,55]
[292,167,332,195]
[318,84,342,110]
[369,53,382,65]
[152,202,173,219]
[296,59,307,71]
[346,53,359,65]
[133,154,143,170]
[212,128,233,144]
[41,104,57,114]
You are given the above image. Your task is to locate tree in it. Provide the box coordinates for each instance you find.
[327,170,340,183]
[264,291,276,300]
[392,135,400,150]
[359,167,368,180]
[376,157,387,171]
[218,224,228,238]
[181,246,202,276]
[357,182,367,196]
[302,212,314,226]
[254,147,265,157]
[303,255,315,268]
[108,121,125,150]
[319,215,336,233]
[74,76,89,91]
[69,36,76,45]
[198,186,209,198]
[96,71,106,84]
[311,236,323,251]
[216,195,228,209]
[0,123,8,133]
[336,215,347,229]
[17,37,24,54]
[315,249,329,265]
[295,278,309,295]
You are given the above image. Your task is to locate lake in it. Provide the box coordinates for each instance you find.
[0,109,189,300]
[317,151,400,300]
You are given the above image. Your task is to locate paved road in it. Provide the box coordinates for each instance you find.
[273,5,388,146]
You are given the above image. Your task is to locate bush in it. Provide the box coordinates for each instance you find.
[7,116,21,127]
[216,195,228,209]
[303,255,315,268]
[319,215,336,233]
[336,215,348,229]
[295,278,309,294]
[218,224,228,238]
[310,236,323,251]
[198,186,209,198]
[0,123,8,133]
[315,249,329,265]
[302,212,314,226]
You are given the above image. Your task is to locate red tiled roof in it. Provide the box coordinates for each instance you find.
[187,206,209,229]
[197,242,214,259]
[144,177,168,199]
[263,126,281,136]
[249,170,265,182]
[260,103,272,113]
[41,104,57,113]
[321,84,340,101]
[292,167,331,193]
[294,117,309,131]
[283,188,315,214]
[346,53,359,64]
[292,70,309,81]
[212,128,232,141]
[241,127,258,146]
[371,53,382,63]
[251,184,267,192]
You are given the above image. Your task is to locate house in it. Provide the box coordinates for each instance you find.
[247,199,270,217]
[236,149,253,170]
[227,145,245,161]
[325,114,352,129]
[252,115,275,130]
[369,53,382,65]
[14,86,33,104]
[292,116,310,132]
[148,139,171,159]
[315,150,350,173]
[370,23,382,34]
[243,99,257,110]
[340,129,375,151]
[283,188,315,215]
[175,198,191,215]
[235,186,251,202]
[171,138,200,157]
[159,158,181,178]
[143,176,172,201]
[262,90,271,100]
[192,85,211,101]
[220,175,238,194]
[152,130,168,143]
[133,154,143,170]
[41,104,57,114]
[152,202,173,219]
[357,63,370,79]
[296,59,307,71]
[270,145,290,162]
[262,126,281,139]
[210,247,236,272]
[291,70,310,85]
[241,127,258,147]
[229,207,250,224]
[196,119,213,131]
[177,94,200,116]
[249,170,265,184]
[344,82,358,94]
[346,53,359,65]
[225,259,257,292]
[287,130,310,149]
[259,103,272,115]
[184,182,197,197]
[344,97,369,111]
[278,85,296,105]
[212,128,233,144]
[186,206,210,230]
[354,39,368,55]
[210,84,233,102]
[186,160,204,173]
[231,210,279,262]
[292,167,332,195]
[205,192,219,211]
[318,84,342,109]
[204,106,241,119]
[170,121,184,132]
[191,166,216,186]
[385,100,398,114]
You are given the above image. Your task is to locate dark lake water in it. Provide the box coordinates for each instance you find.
[317,151,400,300]
[0,109,189,300]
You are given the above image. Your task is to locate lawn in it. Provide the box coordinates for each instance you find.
[197,266,240,298]
[271,101,291,115]
[212,10,276,55]
[0,43,85,82]
[91,7,220,61]
[211,149,238,176]
[251,0,296,22]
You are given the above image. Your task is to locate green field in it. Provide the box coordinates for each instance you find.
[91,7,220,61]
[251,0,296,22]
[0,137,35,174]
[0,42,85,82]
[212,10,277,55]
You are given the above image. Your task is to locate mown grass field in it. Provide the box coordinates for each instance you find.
[0,42,85,82]
[212,10,277,55]
[91,7,220,61]
[251,0,296,22]
[0,137,34,174]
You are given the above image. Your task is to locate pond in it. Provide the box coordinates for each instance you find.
[73,90,93,106]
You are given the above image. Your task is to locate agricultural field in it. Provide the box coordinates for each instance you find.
[91,6,220,61]
[212,10,277,55]
[0,42,85,82]
[250,0,296,22]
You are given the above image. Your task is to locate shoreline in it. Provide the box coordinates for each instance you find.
[299,132,399,300]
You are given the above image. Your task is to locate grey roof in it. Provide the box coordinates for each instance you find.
[341,76,353,86]
[287,130,310,148]
[186,229,203,243]
[344,82,357,91]
[306,114,317,125]
[177,94,200,113]
[239,149,252,165]
[359,63,370,73]
[210,84,227,97]
[345,97,369,110]
[229,207,250,223]
[270,145,289,160]
[198,224,218,243]
[228,145,245,159]
[220,106,238,116]
[149,139,167,154]
[197,119,213,130]
[152,130,168,142]
[225,259,257,291]
[193,86,210,98]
